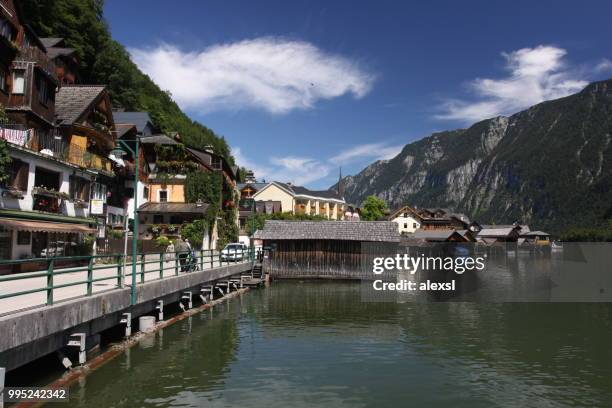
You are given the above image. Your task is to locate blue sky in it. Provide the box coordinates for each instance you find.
[104,0,612,189]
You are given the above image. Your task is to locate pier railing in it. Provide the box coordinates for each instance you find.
[0,247,256,316]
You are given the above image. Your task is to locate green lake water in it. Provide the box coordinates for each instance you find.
[56,281,612,408]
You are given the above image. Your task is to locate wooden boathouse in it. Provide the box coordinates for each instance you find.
[253,221,400,279]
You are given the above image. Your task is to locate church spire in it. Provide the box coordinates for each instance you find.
[338,167,345,198]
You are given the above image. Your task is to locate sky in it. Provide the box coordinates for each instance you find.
[104,0,612,189]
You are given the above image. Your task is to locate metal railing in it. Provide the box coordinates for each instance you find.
[0,126,114,174]
[0,247,256,316]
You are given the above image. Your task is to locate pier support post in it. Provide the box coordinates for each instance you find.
[120,313,132,337]
[180,291,192,310]
[67,333,86,365]
[200,286,212,303]
[156,300,164,321]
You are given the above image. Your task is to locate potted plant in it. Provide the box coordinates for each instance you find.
[2,187,25,199]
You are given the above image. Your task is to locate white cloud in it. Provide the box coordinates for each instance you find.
[436,45,590,123]
[595,58,612,72]
[329,142,403,164]
[232,147,273,180]
[129,37,374,114]
[269,156,331,185]
[233,142,404,187]
[233,148,331,185]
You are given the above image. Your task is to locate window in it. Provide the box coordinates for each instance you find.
[4,159,29,191]
[17,231,31,246]
[0,66,7,93]
[403,212,408,218]
[413,223,418,229]
[153,215,163,224]
[0,17,15,41]
[12,70,24,94]
[404,223,408,229]
[69,176,90,201]
[35,74,53,105]
[143,186,149,200]
[91,182,107,203]
[158,190,168,203]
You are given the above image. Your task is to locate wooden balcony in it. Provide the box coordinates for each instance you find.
[27,129,113,174]
[15,45,58,82]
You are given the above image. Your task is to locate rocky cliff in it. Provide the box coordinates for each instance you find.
[335,79,612,233]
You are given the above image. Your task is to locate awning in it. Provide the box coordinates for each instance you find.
[0,218,96,233]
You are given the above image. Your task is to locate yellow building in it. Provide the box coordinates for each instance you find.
[252,182,346,220]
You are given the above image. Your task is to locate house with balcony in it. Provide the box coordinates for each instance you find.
[388,206,470,234]
[136,135,239,249]
[251,182,346,220]
[53,84,120,238]
[0,0,58,143]
[0,1,98,260]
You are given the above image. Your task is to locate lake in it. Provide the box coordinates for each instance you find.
[58,280,612,408]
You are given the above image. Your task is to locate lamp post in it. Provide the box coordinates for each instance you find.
[111,139,139,305]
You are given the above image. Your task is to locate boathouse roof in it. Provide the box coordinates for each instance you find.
[477,227,518,237]
[253,221,400,242]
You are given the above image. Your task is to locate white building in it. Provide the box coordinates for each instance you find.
[388,206,421,234]
[0,142,97,260]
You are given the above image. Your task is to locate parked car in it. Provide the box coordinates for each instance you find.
[221,243,248,261]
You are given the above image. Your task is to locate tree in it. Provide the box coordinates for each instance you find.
[19,0,234,163]
[360,195,388,221]
[184,170,222,206]
[181,219,209,249]
[245,212,329,236]
[0,106,11,184]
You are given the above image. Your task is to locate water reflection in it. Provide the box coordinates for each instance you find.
[64,282,612,408]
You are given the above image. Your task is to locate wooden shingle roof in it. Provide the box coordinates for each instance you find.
[253,221,400,242]
[55,85,106,125]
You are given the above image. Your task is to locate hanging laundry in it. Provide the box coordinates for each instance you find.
[0,128,31,147]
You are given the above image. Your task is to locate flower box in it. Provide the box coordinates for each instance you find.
[2,188,25,199]
[32,186,70,200]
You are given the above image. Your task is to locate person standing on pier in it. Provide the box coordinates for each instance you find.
[176,237,190,272]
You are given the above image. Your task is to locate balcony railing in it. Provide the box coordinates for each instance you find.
[0,126,114,174]
[15,45,58,81]
[32,194,61,213]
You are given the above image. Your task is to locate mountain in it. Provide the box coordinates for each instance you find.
[335,79,612,233]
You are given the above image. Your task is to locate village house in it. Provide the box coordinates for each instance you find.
[0,2,105,259]
[39,37,79,85]
[250,181,346,220]
[137,134,238,249]
[388,206,470,234]
[112,111,159,230]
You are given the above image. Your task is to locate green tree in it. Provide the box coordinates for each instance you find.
[0,106,11,184]
[245,212,329,236]
[184,171,222,207]
[360,195,388,221]
[181,219,209,249]
[19,0,234,164]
